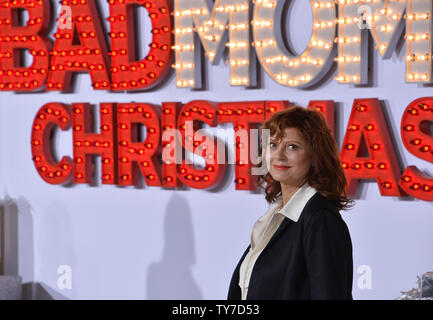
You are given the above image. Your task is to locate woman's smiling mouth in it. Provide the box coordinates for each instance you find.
[273,164,292,170]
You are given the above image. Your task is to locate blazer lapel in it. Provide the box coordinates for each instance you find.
[264,217,292,250]
[262,192,320,251]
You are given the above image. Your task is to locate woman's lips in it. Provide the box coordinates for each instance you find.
[273,164,292,170]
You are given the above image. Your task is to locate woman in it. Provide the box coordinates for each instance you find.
[227,106,354,300]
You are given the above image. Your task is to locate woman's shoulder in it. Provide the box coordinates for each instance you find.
[299,191,342,224]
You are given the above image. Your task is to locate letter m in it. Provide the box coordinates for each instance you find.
[173,0,255,88]
[337,0,432,84]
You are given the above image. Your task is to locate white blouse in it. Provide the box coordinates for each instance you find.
[239,182,318,300]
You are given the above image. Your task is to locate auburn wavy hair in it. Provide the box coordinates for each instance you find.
[256,106,354,211]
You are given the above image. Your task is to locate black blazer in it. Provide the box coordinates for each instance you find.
[227,192,353,300]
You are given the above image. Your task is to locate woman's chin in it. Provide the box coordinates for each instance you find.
[269,172,290,183]
[270,174,302,186]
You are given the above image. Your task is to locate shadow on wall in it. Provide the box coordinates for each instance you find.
[146,194,203,299]
[1,195,21,277]
[37,202,76,300]
[0,195,69,300]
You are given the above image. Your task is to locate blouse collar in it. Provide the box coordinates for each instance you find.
[271,182,318,222]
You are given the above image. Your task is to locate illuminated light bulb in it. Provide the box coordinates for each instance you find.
[252,20,272,27]
[364,162,374,169]
[229,23,247,30]
[407,107,419,116]
[411,183,421,190]
[230,59,249,67]
[381,182,392,190]
[417,33,430,40]
[351,163,362,170]
[47,172,56,178]
[410,138,422,146]
[102,174,112,181]
[276,73,287,81]
[345,143,355,150]
[406,54,416,62]
[370,143,381,150]
[401,175,412,183]
[365,124,375,131]
[422,185,432,192]
[348,124,359,131]
[379,25,393,32]
[226,41,248,48]
[235,178,245,184]
[377,163,387,170]
[420,145,432,152]
[301,74,312,82]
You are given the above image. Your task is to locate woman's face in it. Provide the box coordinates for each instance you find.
[265,127,313,188]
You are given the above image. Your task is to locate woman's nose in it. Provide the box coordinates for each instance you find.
[274,145,287,160]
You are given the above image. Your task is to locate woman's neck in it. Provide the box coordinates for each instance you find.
[280,181,306,207]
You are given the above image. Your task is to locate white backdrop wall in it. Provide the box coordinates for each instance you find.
[0,0,432,299]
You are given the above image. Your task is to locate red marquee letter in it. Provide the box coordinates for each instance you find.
[340,99,404,197]
[31,102,73,184]
[400,98,433,201]
[0,0,51,91]
[117,103,162,186]
[108,0,172,91]
[177,100,225,189]
[72,103,117,184]
[218,101,266,190]
[47,0,110,91]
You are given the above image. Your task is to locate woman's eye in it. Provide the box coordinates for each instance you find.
[269,142,276,148]
[287,144,298,150]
